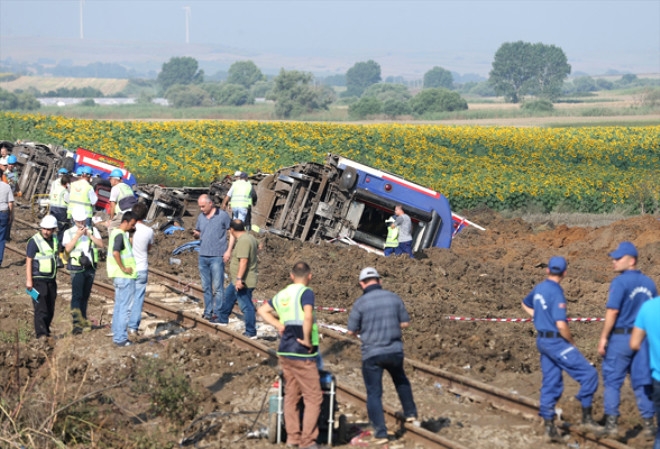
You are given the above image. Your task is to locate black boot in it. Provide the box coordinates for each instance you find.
[602,414,618,437]
[580,406,602,432]
[642,417,656,440]
[544,419,564,443]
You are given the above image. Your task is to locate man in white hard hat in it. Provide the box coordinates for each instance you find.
[26,215,60,340]
[63,206,104,335]
[221,171,257,230]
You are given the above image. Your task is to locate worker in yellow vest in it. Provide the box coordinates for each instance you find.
[68,166,97,227]
[49,170,71,251]
[25,215,59,340]
[222,171,257,230]
[107,211,137,347]
[383,216,399,257]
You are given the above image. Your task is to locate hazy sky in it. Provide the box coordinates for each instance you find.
[1,0,659,76]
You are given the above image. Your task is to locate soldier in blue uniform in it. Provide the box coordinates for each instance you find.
[522,256,600,442]
[598,241,658,437]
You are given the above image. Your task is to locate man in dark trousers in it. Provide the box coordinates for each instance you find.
[347,267,417,445]
[257,261,324,449]
[25,215,60,340]
[522,256,600,442]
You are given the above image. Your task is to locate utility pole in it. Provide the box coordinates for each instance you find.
[183,6,191,44]
[79,0,85,39]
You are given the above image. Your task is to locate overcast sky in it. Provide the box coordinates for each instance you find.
[1,0,659,76]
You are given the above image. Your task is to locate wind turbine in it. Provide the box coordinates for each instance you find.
[79,0,85,39]
[183,6,191,44]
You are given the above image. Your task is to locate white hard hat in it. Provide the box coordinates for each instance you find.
[40,215,58,229]
[71,206,88,222]
[385,217,396,223]
[234,171,242,177]
[0,157,7,166]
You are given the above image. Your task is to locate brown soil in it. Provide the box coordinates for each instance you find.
[1,207,659,448]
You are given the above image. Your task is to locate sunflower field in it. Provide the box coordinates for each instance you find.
[1,112,658,213]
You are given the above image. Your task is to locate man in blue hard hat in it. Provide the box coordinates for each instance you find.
[599,241,658,438]
[4,154,19,196]
[68,166,97,227]
[106,168,137,235]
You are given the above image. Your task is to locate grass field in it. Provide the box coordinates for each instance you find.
[0,76,129,96]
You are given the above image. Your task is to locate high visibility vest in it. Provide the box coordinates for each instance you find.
[114,183,135,214]
[385,226,399,248]
[272,284,319,357]
[106,229,137,279]
[68,179,93,217]
[230,180,252,208]
[30,233,58,279]
[49,179,68,209]
[65,227,99,272]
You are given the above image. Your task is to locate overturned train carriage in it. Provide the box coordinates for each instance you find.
[251,154,454,252]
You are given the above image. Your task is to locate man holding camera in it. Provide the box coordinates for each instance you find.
[63,206,104,335]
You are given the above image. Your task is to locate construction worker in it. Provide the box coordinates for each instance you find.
[4,154,19,195]
[257,261,324,449]
[522,256,600,442]
[107,211,137,347]
[49,170,71,250]
[106,168,137,235]
[222,171,257,230]
[631,296,660,449]
[63,206,104,335]
[383,217,398,257]
[598,241,658,438]
[25,215,59,339]
[68,166,97,227]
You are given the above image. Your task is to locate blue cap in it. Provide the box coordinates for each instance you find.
[609,241,638,259]
[548,256,567,275]
[81,166,93,175]
[58,167,69,175]
[75,167,84,175]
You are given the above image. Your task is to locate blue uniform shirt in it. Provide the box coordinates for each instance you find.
[607,270,657,329]
[634,297,660,382]
[523,279,567,333]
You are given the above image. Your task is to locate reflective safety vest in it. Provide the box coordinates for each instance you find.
[230,180,252,208]
[49,178,68,209]
[68,179,93,218]
[106,229,137,279]
[65,227,99,272]
[272,284,319,358]
[385,226,399,248]
[113,183,135,214]
[30,233,58,279]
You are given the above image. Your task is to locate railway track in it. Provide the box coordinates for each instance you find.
[6,218,634,449]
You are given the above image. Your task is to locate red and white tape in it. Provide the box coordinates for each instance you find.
[252,299,347,313]
[446,316,604,323]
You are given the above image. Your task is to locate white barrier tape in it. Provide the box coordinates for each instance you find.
[318,322,350,334]
[252,299,347,313]
[446,316,604,323]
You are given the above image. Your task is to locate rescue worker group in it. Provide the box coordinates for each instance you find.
[2,156,660,447]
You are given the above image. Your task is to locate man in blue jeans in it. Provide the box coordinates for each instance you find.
[128,203,153,338]
[631,296,660,449]
[193,194,232,321]
[347,267,417,445]
[215,220,258,338]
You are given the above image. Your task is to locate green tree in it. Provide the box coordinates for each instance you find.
[348,97,382,119]
[215,83,253,106]
[423,66,454,89]
[489,41,571,103]
[250,80,273,98]
[345,60,381,97]
[382,98,411,119]
[362,83,411,103]
[0,88,40,110]
[164,84,212,108]
[410,88,468,116]
[269,69,334,118]
[572,76,597,93]
[157,57,204,92]
[227,60,265,89]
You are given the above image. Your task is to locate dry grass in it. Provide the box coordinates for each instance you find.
[0,76,128,96]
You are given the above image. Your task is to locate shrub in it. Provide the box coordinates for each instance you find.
[410,88,468,116]
[382,98,411,118]
[520,99,553,111]
[80,98,97,107]
[164,84,212,108]
[348,97,382,119]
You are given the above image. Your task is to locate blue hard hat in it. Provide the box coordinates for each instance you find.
[58,167,69,175]
[109,168,123,179]
[75,167,84,176]
[81,166,93,175]
[6,155,17,164]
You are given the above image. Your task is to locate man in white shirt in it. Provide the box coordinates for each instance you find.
[128,202,153,338]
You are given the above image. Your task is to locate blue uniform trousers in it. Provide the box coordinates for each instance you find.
[537,337,598,420]
[603,334,654,418]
